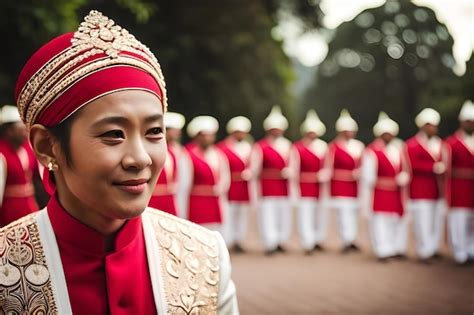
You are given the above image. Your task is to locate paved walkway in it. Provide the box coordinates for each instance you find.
[230,208,474,315]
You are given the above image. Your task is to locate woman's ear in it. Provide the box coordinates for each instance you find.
[29,124,58,167]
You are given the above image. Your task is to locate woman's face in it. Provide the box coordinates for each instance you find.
[54,90,166,233]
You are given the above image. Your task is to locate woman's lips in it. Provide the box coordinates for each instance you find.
[114,179,148,194]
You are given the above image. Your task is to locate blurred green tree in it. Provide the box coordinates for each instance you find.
[1,0,323,140]
[304,0,460,141]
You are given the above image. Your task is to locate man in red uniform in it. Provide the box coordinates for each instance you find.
[148,112,185,216]
[251,106,292,254]
[361,112,409,261]
[328,109,365,252]
[406,108,445,261]
[178,115,230,233]
[444,100,474,264]
[289,110,330,254]
[217,116,253,252]
[0,105,39,227]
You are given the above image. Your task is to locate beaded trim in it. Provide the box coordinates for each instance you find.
[18,10,167,128]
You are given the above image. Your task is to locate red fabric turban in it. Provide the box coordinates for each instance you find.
[15,10,167,129]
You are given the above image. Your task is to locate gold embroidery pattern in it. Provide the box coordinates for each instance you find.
[0,214,57,314]
[147,210,220,314]
[18,10,167,128]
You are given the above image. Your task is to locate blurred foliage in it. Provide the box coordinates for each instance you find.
[0,0,323,140]
[304,0,464,142]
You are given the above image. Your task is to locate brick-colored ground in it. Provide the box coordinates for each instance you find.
[230,208,474,315]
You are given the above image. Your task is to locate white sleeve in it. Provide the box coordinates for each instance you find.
[176,152,192,220]
[288,147,301,204]
[0,155,6,206]
[217,151,231,196]
[359,151,376,218]
[215,231,239,314]
[248,145,263,205]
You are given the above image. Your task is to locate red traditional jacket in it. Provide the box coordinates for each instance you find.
[256,138,290,197]
[47,195,156,314]
[329,139,364,198]
[185,144,223,224]
[444,131,474,209]
[217,139,250,202]
[293,140,326,198]
[406,134,443,200]
[367,140,404,216]
[0,139,39,227]
[149,145,178,215]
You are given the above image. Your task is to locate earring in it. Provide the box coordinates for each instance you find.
[47,160,59,171]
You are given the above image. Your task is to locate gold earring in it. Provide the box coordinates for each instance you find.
[47,160,59,171]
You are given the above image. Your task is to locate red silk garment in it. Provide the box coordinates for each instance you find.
[186,145,222,224]
[217,140,250,202]
[257,139,289,197]
[47,195,157,314]
[0,140,39,227]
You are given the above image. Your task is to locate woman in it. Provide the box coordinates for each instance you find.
[1,10,238,314]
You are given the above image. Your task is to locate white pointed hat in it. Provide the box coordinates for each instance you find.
[164,112,185,129]
[335,109,358,132]
[458,100,474,121]
[0,105,22,125]
[373,111,399,137]
[415,108,440,128]
[263,105,288,131]
[187,115,219,138]
[226,116,251,133]
[300,109,326,136]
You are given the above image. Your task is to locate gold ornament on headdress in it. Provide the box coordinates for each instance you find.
[18,10,167,128]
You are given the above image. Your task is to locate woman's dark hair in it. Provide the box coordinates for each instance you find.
[47,115,75,166]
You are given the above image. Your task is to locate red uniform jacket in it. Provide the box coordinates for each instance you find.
[0,140,39,227]
[257,138,289,197]
[406,135,442,200]
[294,140,324,198]
[186,144,222,224]
[367,141,404,216]
[47,195,156,314]
[329,140,363,198]
[149,145,178,215]
[217,140,250,202]
[444,132,474,209]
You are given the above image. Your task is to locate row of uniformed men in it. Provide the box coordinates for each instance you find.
[151,101,474,264]
[0,101,473,264]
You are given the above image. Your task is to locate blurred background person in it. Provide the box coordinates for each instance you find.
[406,108,446,262]
[250,106,292,255]
[327,109,365,253]
[178,115,230,234]
[148,112,185,216]
[289,110,330,255]
[361,112,410,261]
[217,116,253,253]
[444,100,474,264]
[0,105,39,227]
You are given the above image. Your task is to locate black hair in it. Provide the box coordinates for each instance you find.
[47,115,75,166]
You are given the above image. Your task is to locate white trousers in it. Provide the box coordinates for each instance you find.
[297,198,328,250]
[370,213,408,258]
[410,199,445,259]
[258,197,292,250]
[332,197,359,246]
[448,208,474,264]
[222,202,249,247]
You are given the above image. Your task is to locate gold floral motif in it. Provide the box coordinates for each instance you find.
[18,10,168,128]
[147,210,219,314]
[0,214,57,314]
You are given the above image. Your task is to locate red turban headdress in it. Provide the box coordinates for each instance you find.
[15,10,167,129]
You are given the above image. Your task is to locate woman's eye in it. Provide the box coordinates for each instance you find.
[147,127,163,136]
[101,130,125,139]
